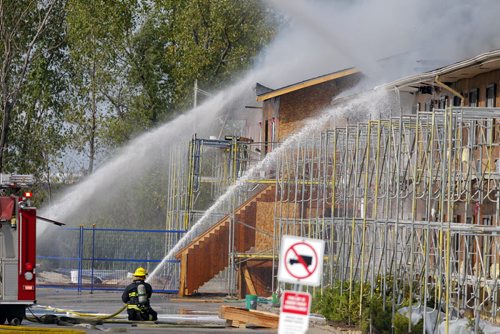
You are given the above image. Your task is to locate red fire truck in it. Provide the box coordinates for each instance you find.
[0,174,37,325]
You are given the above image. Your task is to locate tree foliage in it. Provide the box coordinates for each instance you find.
[153,0,276,112]
[0,0,67,173]
[0,0,277,209]
[65,0,137,174]
[63,0,276,169]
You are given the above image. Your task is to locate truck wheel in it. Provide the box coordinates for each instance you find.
[7,316,21,326]
[6,306,24,326]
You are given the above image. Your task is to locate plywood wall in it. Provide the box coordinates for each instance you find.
[255,201,274,252]
[255,201,300,252]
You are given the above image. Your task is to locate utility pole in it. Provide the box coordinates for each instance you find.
[193,79,198,108]
[193,79,211,108]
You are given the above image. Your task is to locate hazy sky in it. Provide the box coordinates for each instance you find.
[258,0,500,88]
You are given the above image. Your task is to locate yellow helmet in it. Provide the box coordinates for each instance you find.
[134,267,147,277]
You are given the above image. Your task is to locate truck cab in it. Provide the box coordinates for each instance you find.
[0,174,36,325]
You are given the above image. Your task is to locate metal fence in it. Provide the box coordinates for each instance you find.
[37,226,185,294]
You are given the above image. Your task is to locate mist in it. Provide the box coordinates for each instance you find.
[261,0,500,89]
[39,0,500,237]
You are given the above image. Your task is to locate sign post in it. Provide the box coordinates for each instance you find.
[278,290,311,334]
[277,235,325,334]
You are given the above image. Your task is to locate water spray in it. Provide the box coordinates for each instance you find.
[147,88,390,281]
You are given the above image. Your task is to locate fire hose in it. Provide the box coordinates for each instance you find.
[7,305,129,333]
[34,304,127,320]
[20,304,127,329]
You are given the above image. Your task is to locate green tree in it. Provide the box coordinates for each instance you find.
[0,0,66,172]
[125,0,277,124]
[65,0,276,161]
[7,28,70,200]
[165,0,276,111]
[100,0,277,152]
[66,0,137,174]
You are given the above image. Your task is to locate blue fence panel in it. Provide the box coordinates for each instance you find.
[37,227,186,294]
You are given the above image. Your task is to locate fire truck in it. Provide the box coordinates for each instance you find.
[0,174,36,325]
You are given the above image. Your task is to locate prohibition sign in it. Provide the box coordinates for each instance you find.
[284,242,318,279]
[278,235,325,286]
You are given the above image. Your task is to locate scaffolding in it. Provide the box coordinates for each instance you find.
[163,135,269,292]
[271,107,500,327]
[163,105,500,328]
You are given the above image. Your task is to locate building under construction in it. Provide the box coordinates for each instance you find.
[160,51,500,325]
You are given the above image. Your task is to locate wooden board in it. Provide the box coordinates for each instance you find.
[219,306,279,329]
[243,266,257,295]
[255,201,274,251]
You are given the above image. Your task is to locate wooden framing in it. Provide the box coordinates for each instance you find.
[243,266,257,295]
[175,185,276,296]
[237,259,273,298]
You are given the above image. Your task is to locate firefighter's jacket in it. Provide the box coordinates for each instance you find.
[122,279,153,310]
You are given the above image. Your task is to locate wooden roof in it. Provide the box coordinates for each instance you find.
[256,67,360,102]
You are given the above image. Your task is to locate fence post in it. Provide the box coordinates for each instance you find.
[78,225,84,295]
[91,224,96,294]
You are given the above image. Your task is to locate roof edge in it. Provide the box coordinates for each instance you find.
[256,67,360,102]
[381,49,500,90]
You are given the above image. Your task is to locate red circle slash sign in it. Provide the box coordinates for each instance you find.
[284,242,318,280]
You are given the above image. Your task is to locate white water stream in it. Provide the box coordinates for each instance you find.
[39,72,260,233]
[148,88,392,280]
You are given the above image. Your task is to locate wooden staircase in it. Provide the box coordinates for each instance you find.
[176,184,275,296]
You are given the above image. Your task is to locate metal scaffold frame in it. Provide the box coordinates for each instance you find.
[270,107,500,329]
[165,104,500,331]
[165,135,268,293]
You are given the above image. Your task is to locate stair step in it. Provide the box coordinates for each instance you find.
[193,225,229,249]
[180,185,275,295]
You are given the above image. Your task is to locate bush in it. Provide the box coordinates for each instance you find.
[313,281,358,324]
[313,280,393,333]
[361,295,392,333]
[393,313,424,334]
[313,278,424,334]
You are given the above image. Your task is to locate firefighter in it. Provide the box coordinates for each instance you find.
[121,267,158,321]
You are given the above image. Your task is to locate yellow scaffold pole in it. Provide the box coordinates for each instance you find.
[445,106,454,334]
[348,125,360,322]
[359,121,372,316]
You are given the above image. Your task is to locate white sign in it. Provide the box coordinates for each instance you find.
[278,235,325,286]
[278,290,311,334]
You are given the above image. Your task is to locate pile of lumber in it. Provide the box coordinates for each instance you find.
[219,306,279,329]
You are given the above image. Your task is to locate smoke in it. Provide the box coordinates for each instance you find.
[261,0,500,88]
